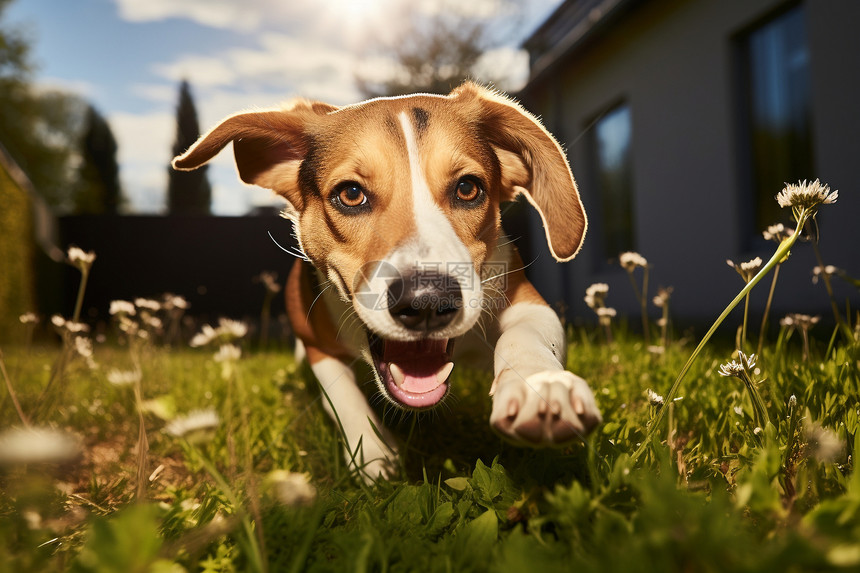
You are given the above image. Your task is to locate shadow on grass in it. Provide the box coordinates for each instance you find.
[301,359,592,490]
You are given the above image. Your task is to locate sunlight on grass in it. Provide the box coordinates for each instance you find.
[1,180,859,571]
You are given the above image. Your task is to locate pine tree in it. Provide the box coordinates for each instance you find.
[167,80,211,215]
[73,104,123,214]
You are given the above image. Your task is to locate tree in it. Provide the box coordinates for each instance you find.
[167,80,211,215]
[0,0,83,210]
[72,105,123,214]
[355,1,524,98]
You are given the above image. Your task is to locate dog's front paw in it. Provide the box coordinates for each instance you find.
[490,370,602,446]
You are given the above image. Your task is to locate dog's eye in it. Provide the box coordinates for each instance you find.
[454,177,484,205]
[332,183,369,212]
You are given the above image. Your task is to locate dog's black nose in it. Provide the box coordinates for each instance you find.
[388,272,463,331]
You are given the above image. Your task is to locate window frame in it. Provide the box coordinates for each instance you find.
[734,1,815,246]
[586,99,636,267]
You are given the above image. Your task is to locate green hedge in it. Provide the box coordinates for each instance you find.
[0,161,35,344]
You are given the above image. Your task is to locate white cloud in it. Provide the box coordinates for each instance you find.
[113,0,262,31]
[130,83,177,104]
[153,55,240,90]
[108,108,283,215]
[472,46,530,92]
[103,0,563,213]
[109,110,174,213]
[34,77,98,99]
[152,33,362,104]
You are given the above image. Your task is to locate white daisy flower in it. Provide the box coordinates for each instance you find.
[109,300,136,316]
[19,312,39,325]
[107,369,141,387]
[67,246,96,269]
[781,313,820,330]
[0,426,82,465]
[762,223,794,243]
[646,388,664,407]
[217,318,248,340]
[619,251,648,271]
[65,321,90,334]
[775,179,838,210]
[190,324,219,347]
[652,287,673,308]
[718,351,756,378]
[812,265,839,284]
[164,409,220,444]
[163,294,189,310]
[134,298,162,312]
[584,283,609,309]
[214,344,242,362]
[727,257,763,282]
[257,271,282,294]
[73,336,93,358]
[266,470,317,507]
[803,421,844,463]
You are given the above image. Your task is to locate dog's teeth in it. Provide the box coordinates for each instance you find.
[389,363,406,387]
[436,362,454,384]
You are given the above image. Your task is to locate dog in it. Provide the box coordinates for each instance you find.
[173,82,602,480]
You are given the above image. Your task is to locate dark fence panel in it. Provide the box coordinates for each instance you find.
[57,215,299,324]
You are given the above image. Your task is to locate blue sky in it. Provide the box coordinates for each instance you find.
[8,0,561,214]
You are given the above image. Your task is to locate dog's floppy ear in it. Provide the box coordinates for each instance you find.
[172,100,337,211]
[453,83,587,262]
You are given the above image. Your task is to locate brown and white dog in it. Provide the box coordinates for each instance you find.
[173,82,602,480]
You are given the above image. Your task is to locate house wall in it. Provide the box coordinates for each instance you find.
[520,0,860,323]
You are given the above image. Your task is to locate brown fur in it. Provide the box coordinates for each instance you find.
[172,82,587,358]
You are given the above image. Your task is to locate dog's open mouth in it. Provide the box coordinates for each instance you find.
[369,334,455,409]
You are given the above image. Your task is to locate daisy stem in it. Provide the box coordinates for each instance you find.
[627,269,651,345]
[742,371,769,431]
[661,304,669,347]
[756,264,781,356]
[131,344,149,502]
[194,449,266,573]
[742,292,750,352]
[811,239,851,339]
[260,291,273,349]
[632,213,805,462]
[0,350,30,427]
[72,268,90,324]
[642,266,651,345]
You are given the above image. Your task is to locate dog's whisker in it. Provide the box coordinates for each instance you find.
[495,236,520,249]
[335,309,361,341]
[305,283,334,322]
[267,230,311,262]
[480,256,539,285]
[182,83,601,479]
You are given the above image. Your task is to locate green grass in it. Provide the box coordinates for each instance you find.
[1,315,858,572]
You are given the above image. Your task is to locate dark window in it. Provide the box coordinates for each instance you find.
[591,103,634,261]
[739,4,813,234]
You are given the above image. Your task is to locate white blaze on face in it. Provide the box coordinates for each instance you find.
[351,109,484,340]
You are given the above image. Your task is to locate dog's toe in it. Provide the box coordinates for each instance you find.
[490,370,601,446]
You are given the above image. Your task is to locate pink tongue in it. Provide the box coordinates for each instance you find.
[396,360,444,393]
[383,339,450,393]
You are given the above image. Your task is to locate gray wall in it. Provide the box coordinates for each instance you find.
[520,0,860,323]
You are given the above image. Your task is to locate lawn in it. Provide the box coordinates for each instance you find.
[1,180,859,572]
